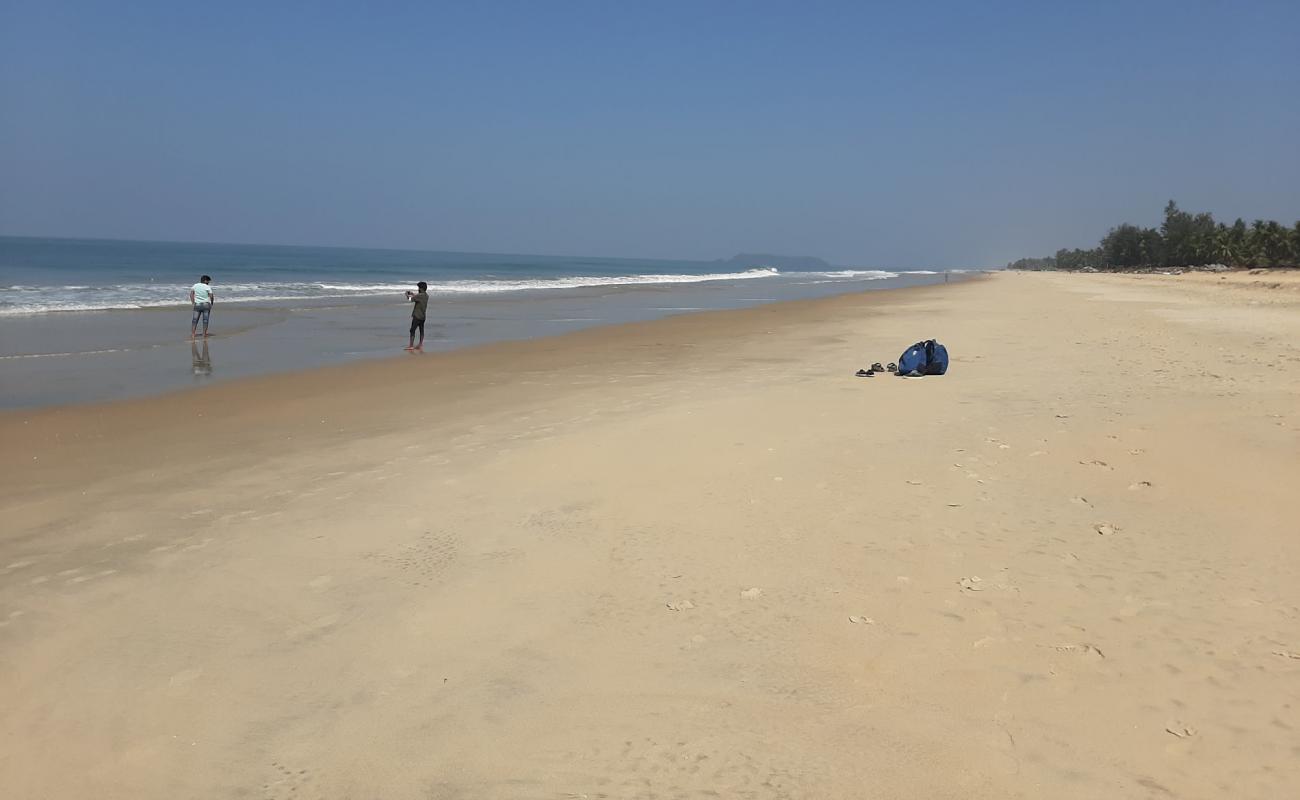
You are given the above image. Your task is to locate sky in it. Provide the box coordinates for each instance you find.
[1,1,1298,267]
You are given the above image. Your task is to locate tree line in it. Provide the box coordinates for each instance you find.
[1009,201,1300,270]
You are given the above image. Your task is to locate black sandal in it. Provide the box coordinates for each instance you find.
[886,363,898,372]
[871,362,884,372]
[855,368,874,377]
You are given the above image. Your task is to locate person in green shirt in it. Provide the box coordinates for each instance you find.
[189,275,214,339]
[405,281,429,351]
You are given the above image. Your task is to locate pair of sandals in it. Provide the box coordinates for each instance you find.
[855,362,897,377]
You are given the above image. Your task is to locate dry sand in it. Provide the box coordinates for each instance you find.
[2,272,1298,799]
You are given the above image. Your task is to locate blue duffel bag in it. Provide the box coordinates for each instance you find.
[898,340,949,375]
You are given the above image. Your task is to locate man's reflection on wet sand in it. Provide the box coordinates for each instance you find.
[191,339,213,381]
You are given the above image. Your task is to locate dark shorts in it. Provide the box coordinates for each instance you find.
[410,316,425,335]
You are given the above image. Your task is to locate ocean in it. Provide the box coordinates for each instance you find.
[0,236,977,407]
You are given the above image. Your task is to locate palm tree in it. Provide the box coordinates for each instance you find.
[1213,223,1236,264]
[1263,221,1291,266]
[1248,220,1269,266]
[1228,219,1249,266]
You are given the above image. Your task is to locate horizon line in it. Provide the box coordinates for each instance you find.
[0,232,988,271]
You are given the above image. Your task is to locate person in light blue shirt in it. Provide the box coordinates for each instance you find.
[189,275,214,339]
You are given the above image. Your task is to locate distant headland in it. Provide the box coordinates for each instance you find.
[718,254,832,270]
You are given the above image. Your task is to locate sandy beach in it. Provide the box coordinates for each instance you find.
[2,271,1297,799]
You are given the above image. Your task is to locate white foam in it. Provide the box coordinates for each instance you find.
[0,347,127,360]
[0,268,786,316]
[423,268,781,294]
[0,265,945,317]
[801,270,899,279]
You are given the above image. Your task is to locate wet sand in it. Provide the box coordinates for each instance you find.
[1,271,1298,798]
[0,271,959,409]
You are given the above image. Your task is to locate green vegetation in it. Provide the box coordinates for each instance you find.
[1008,201,1300,271]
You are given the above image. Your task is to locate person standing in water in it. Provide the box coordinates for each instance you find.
[405,281,428,351]
[189,275,214,339]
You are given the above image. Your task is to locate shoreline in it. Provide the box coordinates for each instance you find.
[3,271,1297,798]
[0,270,973,410]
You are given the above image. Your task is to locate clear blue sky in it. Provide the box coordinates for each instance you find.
[2,1,1297,266]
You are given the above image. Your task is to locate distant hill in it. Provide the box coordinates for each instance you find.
[719,253,832,270]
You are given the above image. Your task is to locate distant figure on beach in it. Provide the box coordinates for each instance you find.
[406,281,428,351]
[189,275,214,339]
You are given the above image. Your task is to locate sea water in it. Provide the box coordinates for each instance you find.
[0,236,977,407]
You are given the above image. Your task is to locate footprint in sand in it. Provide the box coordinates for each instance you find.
[1128,480,1153,491]
[1079,460,1112,470]
[1049,643,1105,659]
[1165,721,1197,738]
[264,761,314,799]
[168,668,203,690]
[1095,523,1119,536]
[665,600,695,612]
[68,569,117,584]
[959,576,985,592]
[285,614,341,641]
[739,587,762,599]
